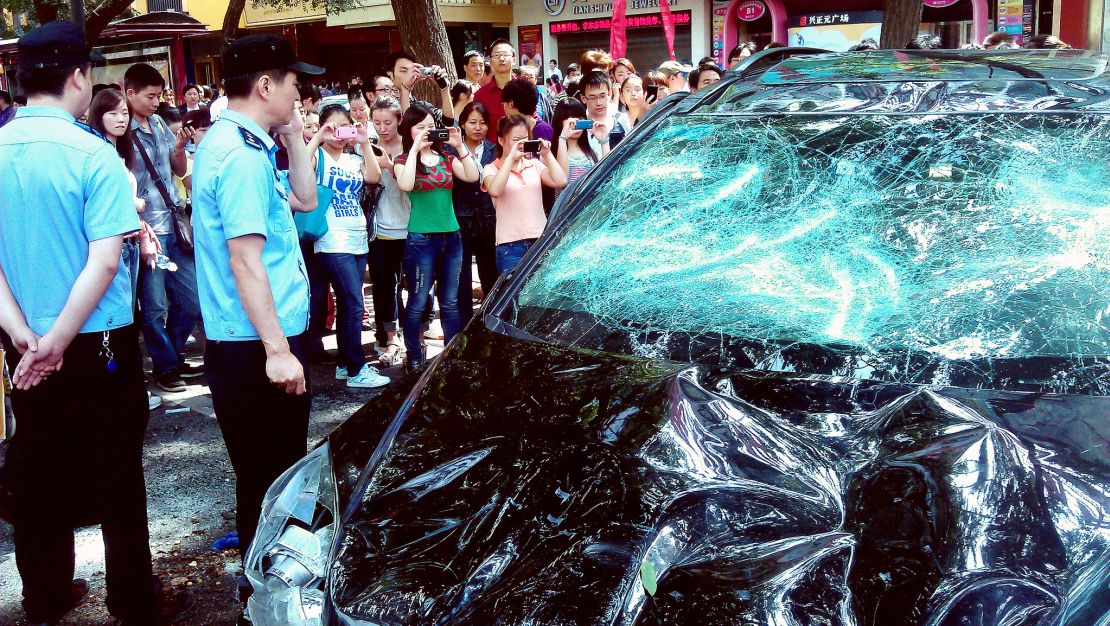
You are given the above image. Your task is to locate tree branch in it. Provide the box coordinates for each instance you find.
[222,0,247,48]
[84,0,134,40]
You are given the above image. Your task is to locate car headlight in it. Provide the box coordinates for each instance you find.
[244,443,338,626]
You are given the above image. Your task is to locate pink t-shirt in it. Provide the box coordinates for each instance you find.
[483,158,549,245]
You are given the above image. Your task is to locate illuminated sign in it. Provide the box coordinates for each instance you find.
[791,11,883,27]
[550,10,691,35]
[737,1,765,21]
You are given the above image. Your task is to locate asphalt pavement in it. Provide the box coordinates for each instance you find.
[0,321,444,625]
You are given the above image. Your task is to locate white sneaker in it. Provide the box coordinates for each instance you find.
[335,366,348,380]
[346,364,390,389]
[148,392,163,411]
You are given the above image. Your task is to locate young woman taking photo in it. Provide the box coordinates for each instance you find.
[368,96,410,368]
[394,103,479,370]
[305,103,389,388]
[483,114,567,276]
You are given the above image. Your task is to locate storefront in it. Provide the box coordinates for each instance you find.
[711,0,1086,60]
[514,0,714,80]
[324,0,512,82]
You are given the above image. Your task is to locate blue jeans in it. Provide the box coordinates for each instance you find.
[495,239,536,276]
[318,252,368,376]
[402,231,463,366]
[137,230,201,376]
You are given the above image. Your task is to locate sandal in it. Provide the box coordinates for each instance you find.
[377,343,402,368]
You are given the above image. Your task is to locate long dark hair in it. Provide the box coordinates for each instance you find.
[399,103,444,172]
[550,99,598,164]
[89,88,135,170]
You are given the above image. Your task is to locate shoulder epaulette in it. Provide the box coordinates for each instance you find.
[239,126,266,151]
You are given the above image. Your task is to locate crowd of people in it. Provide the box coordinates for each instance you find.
[0,16,1078,626]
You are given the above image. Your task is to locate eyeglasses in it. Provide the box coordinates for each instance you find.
[376,86,400,95]
[491,53,515,60]
[582,93,610,104]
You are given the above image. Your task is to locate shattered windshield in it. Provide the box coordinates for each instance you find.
[503,113,1110,395]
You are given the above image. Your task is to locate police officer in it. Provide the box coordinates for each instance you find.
[190,35,324,579]
[0,21,177,625]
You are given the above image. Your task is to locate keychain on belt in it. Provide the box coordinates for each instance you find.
[99,331,117,373]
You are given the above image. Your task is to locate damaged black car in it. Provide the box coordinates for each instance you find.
[243,48,1110,626]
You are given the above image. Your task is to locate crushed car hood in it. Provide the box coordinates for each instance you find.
[326,323,1110,625]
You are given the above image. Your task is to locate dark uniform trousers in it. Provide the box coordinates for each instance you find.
[3,324,159,622]
[204,333,311,556]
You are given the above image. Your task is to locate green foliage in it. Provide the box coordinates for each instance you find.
[242,0,359,15]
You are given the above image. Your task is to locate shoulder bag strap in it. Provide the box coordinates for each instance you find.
[133,131,179,213]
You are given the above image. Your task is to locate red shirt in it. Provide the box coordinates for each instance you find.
[474,79,506,142]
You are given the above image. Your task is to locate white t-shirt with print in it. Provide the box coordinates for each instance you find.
[314,150,369,255]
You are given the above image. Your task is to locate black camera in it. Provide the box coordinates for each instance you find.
[428,129,451,143]
[421,67,450,90]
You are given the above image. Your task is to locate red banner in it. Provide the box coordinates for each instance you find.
[610,0,628,59]
[660,0,676,60]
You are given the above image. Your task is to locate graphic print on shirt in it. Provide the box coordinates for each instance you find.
[325,161,365,218]
[396,154,454,192]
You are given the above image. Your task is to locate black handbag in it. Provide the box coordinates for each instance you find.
[133,124,194,254]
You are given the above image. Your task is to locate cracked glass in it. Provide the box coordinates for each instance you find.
[504,112,1110,395]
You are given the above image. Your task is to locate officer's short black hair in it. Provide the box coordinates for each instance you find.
[17,63,87,98]
[224,68,291,99]
[501,79,537,116]
[182,83,201,95]
[124,62,165,93]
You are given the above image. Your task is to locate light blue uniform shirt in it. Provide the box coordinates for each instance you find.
[0,106,139,336]
[192,108,309,341]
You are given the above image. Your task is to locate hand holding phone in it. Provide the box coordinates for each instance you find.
[521,139,542,156]
[334,126,359,140]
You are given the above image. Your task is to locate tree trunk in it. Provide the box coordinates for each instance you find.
[221,0,248,48]
[879,0,923,49]
[85,0,137,40]
[390,0,457,101]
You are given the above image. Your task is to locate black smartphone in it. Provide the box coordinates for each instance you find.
[521,139,542,154]
[646,84,659,100]
[428,129,450,143]
[369,143,384,157]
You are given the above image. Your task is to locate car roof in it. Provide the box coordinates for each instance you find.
[759,49,1108,85]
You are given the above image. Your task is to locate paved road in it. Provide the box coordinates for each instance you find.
[0,326,442,625]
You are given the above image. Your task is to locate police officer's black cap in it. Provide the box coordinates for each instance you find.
[222,35,324,79]
[18,21,105,69]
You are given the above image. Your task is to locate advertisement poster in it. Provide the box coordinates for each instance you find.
[788,11,883,51]
[996,0,1025,43]
[712,0,731,67]
[518,24,544,69]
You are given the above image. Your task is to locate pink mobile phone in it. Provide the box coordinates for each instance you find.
[335,126,358,140]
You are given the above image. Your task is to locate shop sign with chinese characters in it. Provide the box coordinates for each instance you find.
[551,9,691,34]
